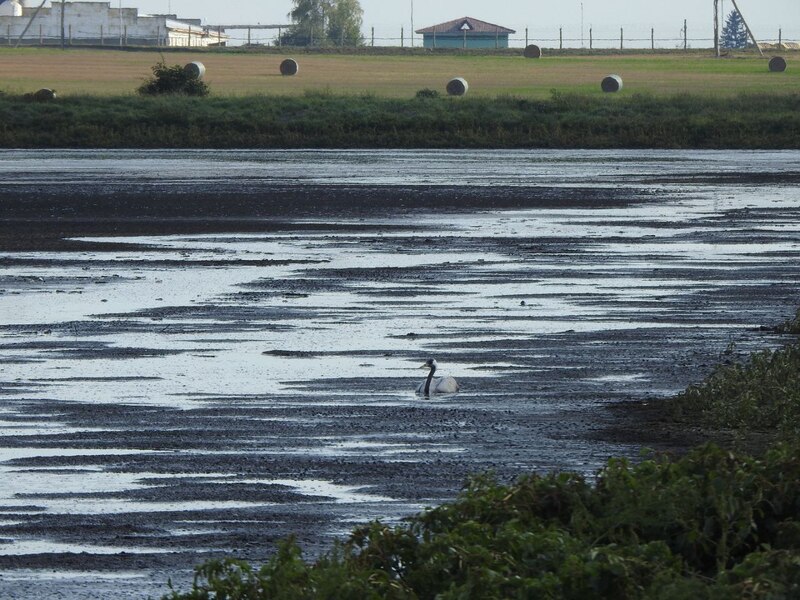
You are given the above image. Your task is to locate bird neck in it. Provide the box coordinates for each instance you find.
[424,365,436,395]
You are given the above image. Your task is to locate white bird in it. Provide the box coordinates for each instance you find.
[416,358,459,395]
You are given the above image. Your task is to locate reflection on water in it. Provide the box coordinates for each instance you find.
[0,149,799,586]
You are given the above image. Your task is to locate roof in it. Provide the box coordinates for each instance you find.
[416,16,515,35]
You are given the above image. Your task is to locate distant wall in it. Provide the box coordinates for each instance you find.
[421,33,510,49]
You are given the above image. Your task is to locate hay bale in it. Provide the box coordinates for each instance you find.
[523,44,542,59]
[446,77,469,97]
[31,88,57,102]
[183,61,206,80]
[769,56,787,72]
[601,74,623,93]
[280,58,299,76]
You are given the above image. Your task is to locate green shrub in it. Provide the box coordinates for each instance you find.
[164,443,800,599]
[669,341,800,435]
[415,88,440,99]
[138,62,209,97]
[777,308,800,334]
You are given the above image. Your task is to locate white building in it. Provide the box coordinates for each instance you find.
[0,1,227,47]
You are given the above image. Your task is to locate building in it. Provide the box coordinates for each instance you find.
[0,1,227,47]
[416,16,515,49]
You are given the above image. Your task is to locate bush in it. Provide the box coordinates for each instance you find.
[668,341,800,435]
[776,308,800,334]
[164,443,800,599]
[415,88,440,100]
[138,63,209,97]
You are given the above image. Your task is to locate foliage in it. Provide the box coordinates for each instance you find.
[776,308,800,334]
[668,340,800,436]
[283,0,363,47]
[164,443,800,599]
[3,92,800,149]
[138,62,209,97]
[721,10,748,49]
[415,88,440,99]
[326,0,364,47]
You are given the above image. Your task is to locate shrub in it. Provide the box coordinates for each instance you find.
[776,308,800,334]
[164,443,800,599]
[415,88,440,99]
[138,63,209,97]
[668,341,800,435]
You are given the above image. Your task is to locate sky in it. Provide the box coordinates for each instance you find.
[57,1,800,45]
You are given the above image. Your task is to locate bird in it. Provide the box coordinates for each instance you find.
[416,358,459,395]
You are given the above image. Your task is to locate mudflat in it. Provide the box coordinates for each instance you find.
[1,149,799,599]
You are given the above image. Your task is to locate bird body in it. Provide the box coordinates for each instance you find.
[416,359,459,395]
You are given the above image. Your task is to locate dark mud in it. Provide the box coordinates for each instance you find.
[1,150,799,599]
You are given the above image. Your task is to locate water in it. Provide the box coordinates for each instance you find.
[0,149,799,598]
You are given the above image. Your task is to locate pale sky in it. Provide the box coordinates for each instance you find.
[98,1,800,46]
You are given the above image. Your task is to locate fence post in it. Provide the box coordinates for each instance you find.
[589,28,593,50]
[100,24,103,45]
[525,27,528,47]
[6,25,10,47]
[683,19,687,50]
[433,28,436,48]
[68,24,72,45]
[559,27,562,49]
[779,28,782,47]
[401,26,404,48]
[651,27,654,50]
[39,24,43,46]
[124,25,127,46]
[495,29,498,49]
[371,26,374,46]
[620,27,623,50]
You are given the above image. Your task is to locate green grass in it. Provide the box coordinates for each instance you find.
[164,443,800,599]
[2,91,800,148]
[1,48,799,98]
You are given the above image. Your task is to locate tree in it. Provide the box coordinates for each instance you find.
[326,0,364,46]
[283,0,363,47]
[721,10,748,49]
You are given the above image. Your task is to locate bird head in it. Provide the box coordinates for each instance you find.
[420,358,437,370]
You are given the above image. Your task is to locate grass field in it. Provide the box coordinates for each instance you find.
[0,47,798,98]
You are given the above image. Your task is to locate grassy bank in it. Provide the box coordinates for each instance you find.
[2,91,800,148]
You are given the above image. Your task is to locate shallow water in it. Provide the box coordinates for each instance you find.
[1,149,799,599]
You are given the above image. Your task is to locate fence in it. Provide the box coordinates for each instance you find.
[2,23,797,50]
[364,24,797,51]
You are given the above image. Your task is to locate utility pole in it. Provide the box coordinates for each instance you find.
[410,0,414,47]
[60,0,65,49]
[714,0,720,57]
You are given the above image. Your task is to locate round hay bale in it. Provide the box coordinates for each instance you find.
[280,58,299,76]
[183,61,206,80]
[769,56,787,72]
[446,77,469,97]
[523,44,542,59]
[32,88,57,102]
[601,74,623,93]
